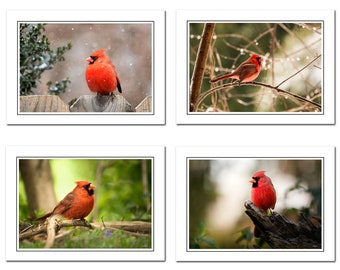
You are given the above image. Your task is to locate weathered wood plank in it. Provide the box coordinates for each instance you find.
[69,94,135,112]
[135,96,152,112]
[20,95,70,112]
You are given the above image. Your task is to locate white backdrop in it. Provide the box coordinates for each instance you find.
[1,0,339,269]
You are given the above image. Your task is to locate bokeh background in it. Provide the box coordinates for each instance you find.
[189,23,322,112]
[189,159,322,248]
[22,23,152,108]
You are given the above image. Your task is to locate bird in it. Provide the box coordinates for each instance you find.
[35,181,95,221]
[85,48,122,95]
[210,53,263,83]
[249,170,276,214]
[249,171,276,237]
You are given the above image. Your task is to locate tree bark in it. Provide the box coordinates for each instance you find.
[244,200,321,249]
[189,23,215,112]
[19,159,57,217]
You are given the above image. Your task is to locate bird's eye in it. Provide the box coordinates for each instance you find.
[253,176,260,181]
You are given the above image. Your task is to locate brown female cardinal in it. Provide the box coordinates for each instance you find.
[36,181,95,221]
[85,48,122,95]
[210,54,263,83]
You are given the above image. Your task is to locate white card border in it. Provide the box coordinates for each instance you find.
[7,10,165,125]
[6,145,165,261]
[176,10,335,124]
[176,146,335,261]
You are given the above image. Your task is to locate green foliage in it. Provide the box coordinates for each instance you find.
[234,226,268,249]
[99,159,152,222]
[234,226,253,248]
[19,23,72,95]
[47,78,71,95]
[189,223,218,249]
[19,228,151,249]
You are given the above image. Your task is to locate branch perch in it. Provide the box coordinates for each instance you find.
[244,200,321,249]
[19,218,151,248]
[193,80,321,112]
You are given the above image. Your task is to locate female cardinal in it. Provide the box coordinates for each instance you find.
[249,170,276,214]
[36,181,95,221]
[85,48,122,95]
[210,54,263,83]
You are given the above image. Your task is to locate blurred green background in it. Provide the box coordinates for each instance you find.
[19,159,152,222]
[18,159,152,248]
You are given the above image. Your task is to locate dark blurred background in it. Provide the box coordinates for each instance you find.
[189,159,322,248]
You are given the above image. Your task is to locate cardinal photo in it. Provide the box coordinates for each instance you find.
[189,22,322,113]
[188,159,322,249]
[19,22,153,113]
[18,158,152,249]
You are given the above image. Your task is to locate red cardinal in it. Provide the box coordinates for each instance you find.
[249,171,276,237]
[210,54,263,83]
[85,48,122,95]
[249,170,276,213]
[36,181,95,221]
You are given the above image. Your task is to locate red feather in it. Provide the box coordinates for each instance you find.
[36,180,95,221]
[249,170,276,212]
[85,48,122,95]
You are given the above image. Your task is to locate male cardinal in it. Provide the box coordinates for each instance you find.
[249,171,276,237]
[36,180,95,221]
[85,48,122,95]
[249,170,276,214]
[210,53,263,83]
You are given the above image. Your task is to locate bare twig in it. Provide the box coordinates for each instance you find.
[19,217,93,242]
[275,54,321,88]
[190,23,215,112]
[193,81,321,112]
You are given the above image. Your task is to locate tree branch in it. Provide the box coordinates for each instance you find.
[275,54,321,88]
[190,23,215,112]
[244,200,321,249]
[19,216,93,245]
[193,80,321,112]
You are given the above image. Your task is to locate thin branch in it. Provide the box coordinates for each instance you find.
[190,23,215,112]
[193,81,321,112]
[275,54,321,88]
[19,216,93,242]
[252,81,321,109]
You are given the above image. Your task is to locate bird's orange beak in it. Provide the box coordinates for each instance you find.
[87,57,94,63]
[89,183,96,190]
[249,179,256,183]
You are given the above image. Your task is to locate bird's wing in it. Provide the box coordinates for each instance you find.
[238,63,258,81]
[52,192,75,215]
